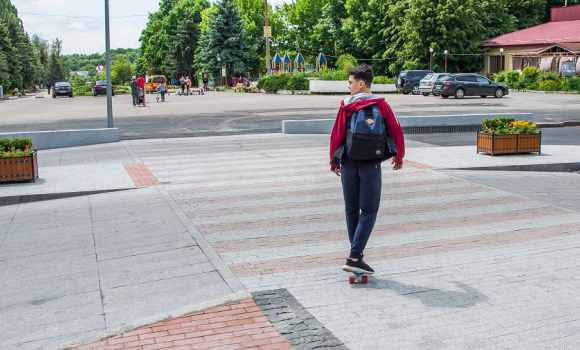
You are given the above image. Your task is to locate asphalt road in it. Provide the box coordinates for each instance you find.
[1,89,579,139]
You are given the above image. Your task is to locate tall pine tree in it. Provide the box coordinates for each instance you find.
[196,0,250,79]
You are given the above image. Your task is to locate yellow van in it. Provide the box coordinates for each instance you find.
[146,75,167,93]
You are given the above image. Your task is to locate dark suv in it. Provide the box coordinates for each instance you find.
[396,70,434,95]
[433,73,509,99]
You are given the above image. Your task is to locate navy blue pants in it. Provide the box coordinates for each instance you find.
[341,163,382,259]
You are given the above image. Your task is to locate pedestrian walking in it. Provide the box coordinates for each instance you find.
[202,74,209,92]
[47,82,51,95]
[329,64,406,275]
[130,76,140,107]
[158,81,166,102]
[180,76,186,94]
[186,76,191,95]
[137,74,146,91]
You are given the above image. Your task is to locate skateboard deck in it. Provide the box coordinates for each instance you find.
[349,272,368,284]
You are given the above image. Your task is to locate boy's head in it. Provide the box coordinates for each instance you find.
[348,64,373,95]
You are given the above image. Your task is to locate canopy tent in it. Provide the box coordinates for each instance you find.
[294,52,306,72]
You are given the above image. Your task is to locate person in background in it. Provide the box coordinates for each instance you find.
[180,76,186,94]
[185,76,191,95]
[202,74,209,92]
[130,76,140,107]
[158,81,166,102]
[136,74,146,91]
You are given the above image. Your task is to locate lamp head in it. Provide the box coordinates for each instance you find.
[429,48,434,53]
[499,48,504,53]
[444,50,448,54]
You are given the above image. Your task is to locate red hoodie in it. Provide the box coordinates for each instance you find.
[329,98,405,170]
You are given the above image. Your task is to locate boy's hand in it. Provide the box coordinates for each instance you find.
[332,167,341,176]
[392,159,403,170]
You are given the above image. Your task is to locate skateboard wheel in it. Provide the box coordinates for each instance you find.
[361,276,368,283]
[349,275,355,284]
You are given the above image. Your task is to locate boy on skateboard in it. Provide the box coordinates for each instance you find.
[329,64,406,275]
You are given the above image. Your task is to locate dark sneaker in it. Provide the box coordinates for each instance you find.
[342,258,374,274]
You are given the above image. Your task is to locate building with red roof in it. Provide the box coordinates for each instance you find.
[481,5,580,76]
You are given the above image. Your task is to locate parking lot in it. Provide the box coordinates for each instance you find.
[1,89,579,139]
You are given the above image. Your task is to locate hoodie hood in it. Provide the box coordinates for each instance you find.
[342,97,385,113]
[344,93,380,106]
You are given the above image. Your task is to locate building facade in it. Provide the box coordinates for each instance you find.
[481,5,580,76]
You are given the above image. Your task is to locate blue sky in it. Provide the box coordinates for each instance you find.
[12,0,290,55]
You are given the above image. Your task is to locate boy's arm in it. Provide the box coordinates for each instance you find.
[380,101,405,164]
[329,103,347,170]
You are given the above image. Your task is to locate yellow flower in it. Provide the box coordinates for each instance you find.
[531,124,536,128]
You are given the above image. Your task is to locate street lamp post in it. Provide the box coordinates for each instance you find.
[265,0,270,75]
[444,50,448,73]
[499,48,504,72]
[217,55,221,89]
[104,0,113,128]
[429,48,434,71]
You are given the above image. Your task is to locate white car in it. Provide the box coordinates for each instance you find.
[419,73,451,96]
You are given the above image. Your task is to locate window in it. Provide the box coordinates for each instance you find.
[423,74,434,80]
[153,77,165,83]
[476,76,489,83]
[489,55,505,74]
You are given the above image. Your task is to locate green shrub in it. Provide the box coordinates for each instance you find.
[515,77,533,90]
[481,117,537,135]
[319,69,349,81]
[561,77,580,91]
[258,74,291,93]
[74,85,92,93]
[287,74,309,91]
[528,82,539,90]
[521,66,539,82]
[336,54,358,74]
[538,71,560,83]
[505,71,521,88]
[373,76,395,84]
[493,71,507,83]
[539,80,562,91]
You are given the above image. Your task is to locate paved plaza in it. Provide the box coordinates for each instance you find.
[1,90,580,139]
[1,131,580,349]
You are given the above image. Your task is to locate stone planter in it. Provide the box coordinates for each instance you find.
[0,151,38,183]
[477,132,541,156]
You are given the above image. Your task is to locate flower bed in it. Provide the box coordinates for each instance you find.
[0,138,38,183]
[477,117,541,156]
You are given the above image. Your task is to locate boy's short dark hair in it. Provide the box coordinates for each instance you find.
[348,64,374,88]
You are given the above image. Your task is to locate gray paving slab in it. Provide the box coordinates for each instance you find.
[0,186,239,349]
[440,170,580,213]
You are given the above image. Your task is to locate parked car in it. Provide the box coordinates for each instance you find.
[52,82,73,98]
[146,75,167,93]
[433,73,509,99]
[419,73,452,96]
[396,70,434,95]
[92,80,115,96]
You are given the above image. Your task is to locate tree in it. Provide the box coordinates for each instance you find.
[196,0,250,79]
[111,55,133,85]
[47,39,67,84]
[138,0,209,77]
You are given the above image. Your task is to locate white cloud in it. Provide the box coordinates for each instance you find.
[68,21,88,31]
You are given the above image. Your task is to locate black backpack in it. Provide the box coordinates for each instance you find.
[346,105,397,161]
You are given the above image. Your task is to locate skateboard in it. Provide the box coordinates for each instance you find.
[349,272,368,284]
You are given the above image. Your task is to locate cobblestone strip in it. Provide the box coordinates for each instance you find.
[252,289,347,350]
[71,298,293,350]
[123,163,160,187]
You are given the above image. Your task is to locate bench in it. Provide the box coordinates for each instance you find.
[234,83,244,93]
[244,82,259,93]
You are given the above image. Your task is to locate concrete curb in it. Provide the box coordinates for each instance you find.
[157,186,246,293]
[56,290,252,350]
[444,162,580,173]
[0,128,119,149]
[282,113,534,134]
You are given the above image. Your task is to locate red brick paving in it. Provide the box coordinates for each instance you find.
[198,195,526,234]
[124,163,161,187]
[72,298,292,350]
[229,221,580,277]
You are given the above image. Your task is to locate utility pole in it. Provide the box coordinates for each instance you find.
[105,0,113,128]
[265,0,271,75]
